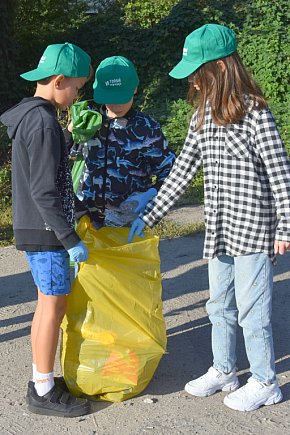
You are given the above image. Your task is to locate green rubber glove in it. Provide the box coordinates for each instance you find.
[71,101,102,143]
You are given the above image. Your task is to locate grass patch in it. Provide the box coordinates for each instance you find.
[150,218,205,239]
[0,204,13,246]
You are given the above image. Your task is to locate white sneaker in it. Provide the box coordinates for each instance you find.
[224,377,283,411]
[184,366,239,397]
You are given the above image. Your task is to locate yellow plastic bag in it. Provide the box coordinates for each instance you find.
[61,216,167,402]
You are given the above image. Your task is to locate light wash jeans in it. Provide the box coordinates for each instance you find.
[207,253,276,384]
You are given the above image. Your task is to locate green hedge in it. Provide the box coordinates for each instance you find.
[0,0,289,196]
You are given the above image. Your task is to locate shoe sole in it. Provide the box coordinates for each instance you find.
[27,403,90,418]
[185,380,239,397]
[223,390,283,412]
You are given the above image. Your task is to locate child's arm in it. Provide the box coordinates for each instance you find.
[27,126,80,250]
[140,114,202,227]
[255,109,290,252]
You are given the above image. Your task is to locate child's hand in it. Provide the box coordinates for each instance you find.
[67,120,73,133]
[274,240,290,255]
[128,218,146,243]
[67,241,88,262]
[124,188,157,214]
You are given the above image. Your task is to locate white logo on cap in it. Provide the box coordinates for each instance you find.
[183,48,188,56]
[39,56,46,64]
[105,78,122,87]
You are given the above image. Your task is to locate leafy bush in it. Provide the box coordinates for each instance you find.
[0,123,10,165]
[0,0,90,111]
[161,99,193,154]
[0,163,11,208]
[0,203,13,246]
[238,0,289,146]
[269,97,290,154]
[238,0,289,101]
[122,0,180,28]
[0,0,289,245]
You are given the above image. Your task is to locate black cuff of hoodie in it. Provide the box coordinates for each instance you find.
[59,231,80,250]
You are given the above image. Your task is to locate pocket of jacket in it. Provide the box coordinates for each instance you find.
[225,128,251,159]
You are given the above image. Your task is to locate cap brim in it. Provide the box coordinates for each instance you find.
[93,87,135,104]
[20,68,53,82]
[169,59,202,79]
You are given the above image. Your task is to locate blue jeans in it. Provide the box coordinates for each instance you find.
[207,253,276,384]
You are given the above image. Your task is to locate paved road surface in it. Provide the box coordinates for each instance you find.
[1,208,290,434]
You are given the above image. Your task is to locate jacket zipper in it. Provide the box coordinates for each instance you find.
[101,119,111,214]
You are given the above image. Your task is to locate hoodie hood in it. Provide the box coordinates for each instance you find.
[0,97,55,139]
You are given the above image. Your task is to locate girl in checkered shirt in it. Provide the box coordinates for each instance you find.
[129,23,290,412]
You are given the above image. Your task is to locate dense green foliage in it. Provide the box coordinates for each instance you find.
[239,0,289,101]
[238,0,290,152]
[0,0,288,147]
[0,0,89,111]
[123,0,180,28]
[0,164,11,207]
[0,1,18,113]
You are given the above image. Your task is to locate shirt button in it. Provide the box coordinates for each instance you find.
[211,231,215,235]
[213,209,217,213]
[214,185,217,189]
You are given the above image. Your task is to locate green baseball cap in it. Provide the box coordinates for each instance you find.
[169,24,237,79]
[93,56,139,104]
[20,42,91,81]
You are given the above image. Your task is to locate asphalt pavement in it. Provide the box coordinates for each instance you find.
[1,206,290,434]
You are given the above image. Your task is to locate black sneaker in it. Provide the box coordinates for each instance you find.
[54,376,69,392]
[26,381,90,417]
[28,377,69,392]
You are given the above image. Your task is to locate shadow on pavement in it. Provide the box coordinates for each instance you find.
[1,234,290,400]
[0,271,36,308]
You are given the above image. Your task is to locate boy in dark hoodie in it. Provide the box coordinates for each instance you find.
[0,42,92,417]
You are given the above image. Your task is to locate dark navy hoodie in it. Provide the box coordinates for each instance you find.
[0,97,80,251]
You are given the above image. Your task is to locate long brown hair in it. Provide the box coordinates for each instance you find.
[187,52,267,130]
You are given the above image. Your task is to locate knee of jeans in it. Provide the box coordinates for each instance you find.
[206,299,220,317]
[238,316,271,332]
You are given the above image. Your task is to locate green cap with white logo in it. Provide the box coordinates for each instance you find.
[93,56,139,104]
[169,24,237,79]
[20,42,91,81]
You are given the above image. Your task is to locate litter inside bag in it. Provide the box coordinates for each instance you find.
[61,216,167,402]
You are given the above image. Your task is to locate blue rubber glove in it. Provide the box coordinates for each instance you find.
[67,241,88,262]
[124,188,157,214]
[128,218,146,243]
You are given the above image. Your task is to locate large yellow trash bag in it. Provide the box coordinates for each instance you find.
[61,216,167,402]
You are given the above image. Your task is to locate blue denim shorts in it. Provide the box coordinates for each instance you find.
[26,250,71,296]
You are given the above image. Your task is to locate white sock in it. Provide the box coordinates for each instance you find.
[32,363,37,382]
[35,371,55,396]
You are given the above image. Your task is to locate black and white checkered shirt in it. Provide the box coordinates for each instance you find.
[141,104,290,261]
